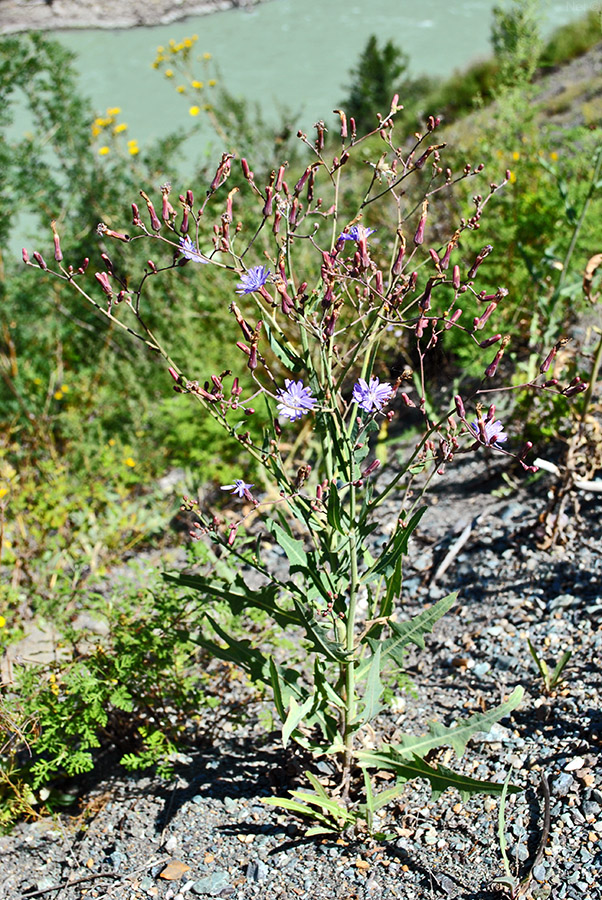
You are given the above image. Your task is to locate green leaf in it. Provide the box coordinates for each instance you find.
[262,319,304,369]
[326,485,347,534]
[266,520,307,570]
[290,594,350,661]
[355,751,522,801]
[383,686,524,760]
[363,507,427,582]
[550,650,572,687]
[269,657,303,722]
[194,614,270,683]
[362,645,384,724]
[164,572,300,629]
[356,592,457,679]
[282,695,314,748]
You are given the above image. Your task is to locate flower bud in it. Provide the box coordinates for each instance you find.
[22,248,29,263]
[445,308,463,330]
[95,271,112,296]
[392,235,406,275]
[413,200,428,245]
[51,220,63,262]
[454,395,466,418]
[452,265,461,290]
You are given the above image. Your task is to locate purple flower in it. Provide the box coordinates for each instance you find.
[352,376,393,412]
[220,479,254,498]
[236,265,271,294]
[469,419,508,447]
[338,224,376,243]
[276,379,316,421]
[179,235,208,263]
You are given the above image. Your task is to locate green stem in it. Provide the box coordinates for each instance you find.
[343,480,360,782]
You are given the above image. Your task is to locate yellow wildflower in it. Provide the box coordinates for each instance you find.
[165,68,174,78]
[0,489,8,500]
[512,151,520,161]
[106,106,121,116]
[203,52,211,59]
[61,384,69,392]
[114,123,128,133]
[157,45,165,52]
[98,146,110,156]
[169,38,176,47]
[191,80,203,89]
[176,85,186,94]
[124,457,136,468]
[54,390,63,400]
[509,170,517,184]
[108,438,116,446]
[189,105,200,116]
[128,143,139,156]
[91,124,101,137]
[0,616,6,628]
[184,38,193,48]
[192,34,198,41]
[208,79,217,87]
[550,151,559,161]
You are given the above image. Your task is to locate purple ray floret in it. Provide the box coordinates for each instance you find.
[276,379,316,422]
[469,419,508,447]
[338,224,376,242]
[220,479,254,498]
[179,235,208,263]
[352,376,393,412]
[236,265,271,294]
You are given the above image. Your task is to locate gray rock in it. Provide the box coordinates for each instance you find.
[191,871,231,895]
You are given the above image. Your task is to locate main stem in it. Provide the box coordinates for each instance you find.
[343,481,359,791]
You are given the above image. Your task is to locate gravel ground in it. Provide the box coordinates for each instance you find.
[1,450,601,900]
[0,0,263,35]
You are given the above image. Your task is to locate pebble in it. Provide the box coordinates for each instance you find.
[191,871,231,896]
[554,773,575,796]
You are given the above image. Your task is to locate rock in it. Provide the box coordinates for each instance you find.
[191,871,231,896]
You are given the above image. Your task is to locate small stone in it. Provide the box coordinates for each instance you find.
[191,870,230,895]
[532,863,547,882]
[553,773,575,796]
[246,861,268,882]
[565,757,585,772]
[159,860,191,881]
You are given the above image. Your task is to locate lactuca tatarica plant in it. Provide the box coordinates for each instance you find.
[25,98,581,836]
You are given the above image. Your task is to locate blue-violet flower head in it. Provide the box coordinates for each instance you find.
[236,265,271,294]
[469,419,508,446]
[276,379,317,422]
[352,376,393,412]
[339,224,376,243]
[220,479,254,498]
[179,235,208,264]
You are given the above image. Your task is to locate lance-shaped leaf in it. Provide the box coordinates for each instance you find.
[356,592,457,679]
[282,695,315,748]
[262,319,304,369]
[384,686,524,760]
[290,593,350,661]
[355,750,522,801]
[269,657,303,722]
[361,645,384,724]
[192,615,270,684]
[362,507,427,583]
[164,572,300,630]
[326,484,348,534]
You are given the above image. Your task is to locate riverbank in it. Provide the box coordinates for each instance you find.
[0,0,265,35]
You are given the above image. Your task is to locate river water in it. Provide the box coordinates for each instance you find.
[55,0,591,149]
